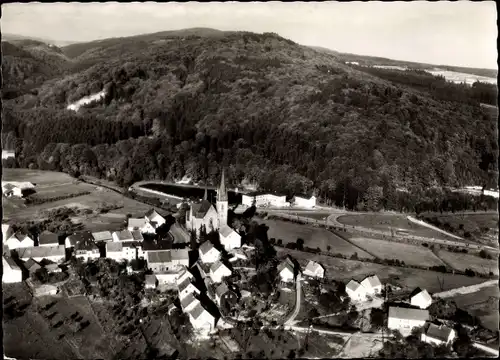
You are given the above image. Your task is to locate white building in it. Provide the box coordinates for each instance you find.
[199,241,221,264]
[178,277,200,300]
[145,274,158,289]
[483,189,499,198]
[2,224,13,242]
[145,209,166,228]
[360,275,383,296]
[65,231,95,249]
[123,242,141,261]
[345,280,368,301]
[38,231,59,247]
[303,261,325,279]
[188,303,216,331]
[293,195,317,208]
[421,323,456,346]
[242,192,289,208]
[209,261,232,283]
[17,245,66,263]
[171,249,190,267]
[112,230,134,242]
[177,266,195,285]
[106,242,125,262]
[219,225,241,251]
[410,288,433,310]
[6,232,34,250]
[277,258,296,283]
[2,256,23,283]
[147,250,173,272]
[388,306,429,337]
[2,150,15,159]
[2,183,23,197]
[128,218,156,234]
[92,231,113,242]
[74,235,100,262]
[181,292,201,313]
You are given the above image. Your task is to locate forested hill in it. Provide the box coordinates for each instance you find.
[2,30,498,211]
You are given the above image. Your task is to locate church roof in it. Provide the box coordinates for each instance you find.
[217,169,228,202]
[191,200,213,219]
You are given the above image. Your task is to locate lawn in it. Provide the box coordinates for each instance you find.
[28,182,96,200]
[436,250,499,275]
[337,213,454,239]
[260,219,374,259]
[2,168,76,185]
[349,237,445,267]
[450,285,499,332]
[276,248,489,294]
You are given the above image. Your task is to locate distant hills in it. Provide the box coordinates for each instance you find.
[2,32,77,47]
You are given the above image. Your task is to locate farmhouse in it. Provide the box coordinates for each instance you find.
[2,256,23,283]
[17,245,66,263]
[6,232,35,250]
[92,231,113,242]
[112,230,134,242]
[145,274,158,289]
[171,249,190,267]
[242,191,289,208]
[410,288,433,309]
[219,224,241,251]
[122,241,142,261]
[65,231,94,249]
[128,218,156,234]
[277,257,297,283]
[38,230,59,247]
[74,235,100,261]
[147,250,173,272]
[106,242,125,262]
[360,275,382,296]
[2,149,15,159]
[303,260,325,279]
[24,258,42,274]
[199,241,221,264]
[292,194,317,208]
[388,306,429,336]
[215,282,238,314]
[188,302,217,331]
[210,261,232,283]
[178,277,201,300]
[346,280,367,301]
[145,209,166,228]
[181,292,201,312]
[421,323,456,346]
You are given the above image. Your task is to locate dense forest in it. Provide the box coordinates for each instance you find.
[1,30,498,211]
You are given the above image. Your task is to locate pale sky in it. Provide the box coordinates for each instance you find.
[2,1,498,69]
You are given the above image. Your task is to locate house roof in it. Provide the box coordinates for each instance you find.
[181,292,199,309]
[17,245,65,259]
[426,323,454,342]
[361,275,382,289]
[3,256,21,271]
[145,209,163,219]
[2,223,10,233]
[293,193,316,200]
[277,257,295,274]
[410,288,432,303]
[3,183,17,191]
[171,249,189,261]
[131,230,143,241]
[122,241,141,249]
[128,218,147,229]
[24,258,41,271]
[216,282,237,298]
[199,241,216,255]
[191,200,214,219]
[38,231,59,245]
[219,224,235,238]
[145,274,157,286]
[178,277,197,293]
[106,242,123,253]
[10,232,32,242]
[142,239,173,251]
[346,280,363,293]
[211,260,230,274]
[189,302,212,320]
[304,260,324,274]
[114,230,134,241]
[147,250,172,264]
[66,231,94,247]
[74,234,98,251]
[389,306,429,321]
[191,262,207,279]
[92,231,113,242]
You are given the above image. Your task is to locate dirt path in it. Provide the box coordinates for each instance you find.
[284,274,303,326]
[432,279,498,299]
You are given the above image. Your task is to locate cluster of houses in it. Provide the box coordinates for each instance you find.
[240,191,317,209]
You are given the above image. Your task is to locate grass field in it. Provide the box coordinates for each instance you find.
[295,212,332,221]
[277,248,488,293]
[337,213,454,239]
[260,219,374,259]
[450,285,499,332]
[436,250,499,275]
[349,237,445,267]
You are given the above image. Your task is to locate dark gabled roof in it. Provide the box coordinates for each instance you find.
[142,238,173,251]
[210,260,230,274]
[147,250,172,264]
[114,230,134,241]
[74,234,98,251]
[426,323,454,342]
[199,241,216,255]
[191,200,213,219]
[24,258,41,271]
[38,231,59,245]
[67,231,94,247]
[171,249,189,261]
[178,277,197,293]
[410,287,423,298]
[189,302,207,320]
[131,230,143,241]
[92,231,113,242]
[106,242,123,253]
[181,292,199,309]
[389,307,429,321]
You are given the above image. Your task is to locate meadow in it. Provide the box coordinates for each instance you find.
[450,285,499,332]
[436,250,499,275]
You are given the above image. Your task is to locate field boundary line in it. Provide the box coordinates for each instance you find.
[330,230,380,260]
[407,216,464,240]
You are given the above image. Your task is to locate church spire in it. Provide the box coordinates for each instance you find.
[203,185,208,201]
[217,169,228,202]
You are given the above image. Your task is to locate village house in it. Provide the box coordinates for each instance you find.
[74,235,100,261]
[106,242,125,262]
[92,231,113,242]
[360,275,383,296]
[219,224,241,251]
[421,323,456,346]
[123,241,143,261]
[155,271,180,285]
[145,274,158,289]
[346,280,367,301]
[112,230,134,242]
[6,232,35,250]
[388,306,430,336]
[170,249,190,267]
[187,302,217,332]
[199,241,221,264]
[2,183,23,197]
[145,209,166,228]
[303,260,325,279]
[210,261,232,283]
[2,149,15,159]
[277,257,297,283]
[2,224,13,242]
[2,256,23,283]
[215,282,239,315]
[24,258,42,275]
[128,218,156,234]
[17,245,66,263]
[178,277,201,300]
[38,230,59,247]
[177,266,196,284]
[147,250,173,272]
[131,230,144,242]
[242,191,289,208]
[410,288,433,309]
[292,194,317,208]
[65,231,94,249]
[181,292,201,313]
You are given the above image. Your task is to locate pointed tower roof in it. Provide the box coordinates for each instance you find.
[217,169,228,202]
[204,186,208,201]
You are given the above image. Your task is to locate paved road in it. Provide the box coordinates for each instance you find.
[284,274,303,326]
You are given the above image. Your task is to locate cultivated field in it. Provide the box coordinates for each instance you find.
[261,219,374,259]
[277,248,488,293]
[337,213,454,239]
[349,237,445,267]
[450,285,499,332]
[437,250,499,275]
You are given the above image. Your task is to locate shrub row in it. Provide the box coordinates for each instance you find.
[25,191,92,205]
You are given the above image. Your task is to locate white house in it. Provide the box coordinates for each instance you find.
[6,232,34,250]
[74,235,100,262]
[17,245,66,263]
[145,274,158,289]
[2,224,13,241]
[2,183,23,197]
[178,277,201,300]
[147,250,173,272]
[112,230,134,242]
[410,288,433,310]
[277,257,296,283]
[171,249,190,267]
[421,323,456,346]
[128,218,156,234]
[215,282,239,308]
[199,241,221,264]
[106,242,125,262]
[181,292,201,313]
[188,303,216,332]
[293,195,317,208]
[388,306,430,337]
[303,261,325,279]
[483,189,499,198]
[219,225,241,251]
[243,192,289,208]
[2,256,23,283]
[92,231,113,242]
[360,275,383,296]
[2,150,15,159]
[346,280,368,301]
[177,266,196,285]
[123,242,141,261]
[65,231,95,249]
[38,230,59,247]
[156,271,180,285]
[145,209,166,228]
[209,261,232,283]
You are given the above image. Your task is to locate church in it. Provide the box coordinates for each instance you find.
[185,170,241,250]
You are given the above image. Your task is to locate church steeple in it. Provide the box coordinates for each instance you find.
[216,168,228,228]
[203,186,208,201]
[217,169,228,202]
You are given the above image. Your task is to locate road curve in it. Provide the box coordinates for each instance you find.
[284,274,303,326]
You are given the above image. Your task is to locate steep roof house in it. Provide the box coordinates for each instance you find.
[171,249,190,267]
[209,261,232,283]
[199,241,221,264]
[410,288,433,309]
[106,242,125,262]
[277,257,297,283]
[187,302,216,331]
[388,306,430,336]
[147,250,173,272]
[112,230,134,242]
[219,224,241,251]
[3,256,23,283]
[303,260,325,279]
[74,234,100,261]
[178,277,201,300]
[345,280,368,301]
[65,231,95,249]
[128,218,156,234]
[421,323,456,346]
[6,232,35,250]
[360,275,383,295]
[181,292,201,313]
[215,282,239,315]
[145,209,166,228]
[92,231,113,242]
